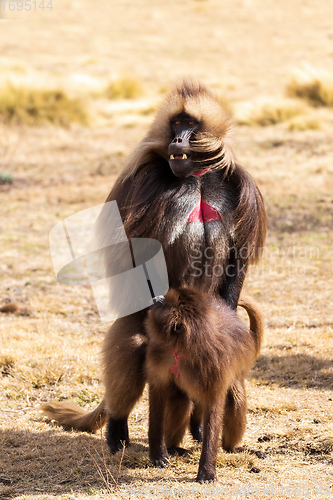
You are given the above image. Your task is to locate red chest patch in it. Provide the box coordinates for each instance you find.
[188,200,222,223]
[169,349,182,378]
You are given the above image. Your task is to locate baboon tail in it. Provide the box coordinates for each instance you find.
[238,298,264,355]
[40,399,108,433]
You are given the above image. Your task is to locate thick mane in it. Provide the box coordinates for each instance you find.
[119,79,234,181]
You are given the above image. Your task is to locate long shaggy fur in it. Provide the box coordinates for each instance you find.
[145,286,263,482]
[41,80,266,456]
[40,400,107,433]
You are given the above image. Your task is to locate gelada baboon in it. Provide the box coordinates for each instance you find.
[42,80,266,454]
[145,286,263,483]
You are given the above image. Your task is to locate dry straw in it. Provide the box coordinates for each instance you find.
[287,67,333,107]
[236,99,305,127]
[105,76,144,100]
[0,84,88,126]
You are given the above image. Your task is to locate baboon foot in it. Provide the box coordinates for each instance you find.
[106,417,129,454]
[196,466,217,483]
[150,446,169,468]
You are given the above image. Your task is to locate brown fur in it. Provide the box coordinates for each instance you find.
[145,287,263,482]
[41,80,266,455]
[100,80,266,269]
[0,302,21,313]
[41,400,108,433]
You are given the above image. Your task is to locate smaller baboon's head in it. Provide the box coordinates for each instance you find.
[148,287,215,349]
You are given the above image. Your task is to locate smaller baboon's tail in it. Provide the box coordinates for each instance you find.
[40,399,108,433]
[238,297,264,356]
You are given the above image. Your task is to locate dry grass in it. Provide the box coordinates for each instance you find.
[105,77,144,100]
[237,99,305,127]
[287,116,321,131]
[1,120,332,500]
[0,85,88,127]
[287,67,333,107]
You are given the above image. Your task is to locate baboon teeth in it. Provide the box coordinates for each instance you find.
[169,154,188,160]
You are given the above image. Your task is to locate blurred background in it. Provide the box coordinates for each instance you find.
[0,0,333,124]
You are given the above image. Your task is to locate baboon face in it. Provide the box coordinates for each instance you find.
[168,112,199,178]
[148,81,234,180]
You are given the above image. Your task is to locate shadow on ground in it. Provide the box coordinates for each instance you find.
[0,427,144,498]
[251,353,333,389]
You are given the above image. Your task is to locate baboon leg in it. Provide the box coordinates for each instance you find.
[222,379,247,452]
[164,382,192,452]
[196,400,224,483]
[106,417,129,454]
[103,311,148,454]
[190,403,203,443]
[149,384,169,467]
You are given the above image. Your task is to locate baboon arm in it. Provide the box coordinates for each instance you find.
[220,254,248,310]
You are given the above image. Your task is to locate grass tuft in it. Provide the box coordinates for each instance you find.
[305,437,333,455]
[0,85,88,126]
[105,77,144,99]
[237,100,305,127]
[287,68,333,107]
[0,354,15,376]
[137,105,157,116]
[288,116,321,131]
[0,171,14,184]
[216,451,256,469]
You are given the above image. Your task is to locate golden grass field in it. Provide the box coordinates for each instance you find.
[0,0,333,498]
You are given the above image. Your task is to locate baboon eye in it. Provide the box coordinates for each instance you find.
[174,120,181,127]
[188,121,195,127]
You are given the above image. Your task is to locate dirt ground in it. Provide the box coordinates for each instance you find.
[0,1,333,499]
